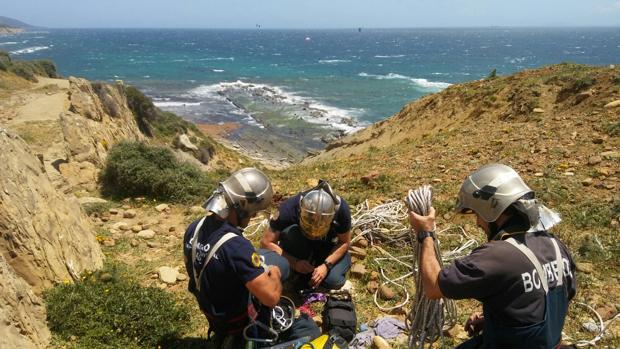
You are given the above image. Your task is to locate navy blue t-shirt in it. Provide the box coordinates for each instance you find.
[183,214,264,321]
[270,193,351,238]
[269,193,351,261]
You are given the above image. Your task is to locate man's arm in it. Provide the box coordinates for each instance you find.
[260,226,283,255]
[409,207,444,300]
[246,266,282,308]
[310,231,351,287]
[326,231,351,265]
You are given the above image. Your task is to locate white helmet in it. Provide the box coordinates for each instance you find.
[204,168,273,220]
[455,164,533,223]
[299,180,340,240]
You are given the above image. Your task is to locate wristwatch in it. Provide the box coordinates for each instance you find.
[417,231,435,243]
[324,261,334,271]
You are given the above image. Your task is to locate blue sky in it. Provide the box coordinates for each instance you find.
[3,0,620,28]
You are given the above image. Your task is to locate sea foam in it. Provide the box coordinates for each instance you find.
[189,81,363,133]
[358,72,451,90]
[10,46,50,55]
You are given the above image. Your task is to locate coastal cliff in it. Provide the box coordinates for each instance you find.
[0,57,242,347]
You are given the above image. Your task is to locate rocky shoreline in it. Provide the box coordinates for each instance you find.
[0,27,24,35]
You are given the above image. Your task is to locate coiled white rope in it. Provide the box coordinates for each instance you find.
[244,218,269,237]
[349,198,476,314]
[563,302,620,347]
[405,185,458,349]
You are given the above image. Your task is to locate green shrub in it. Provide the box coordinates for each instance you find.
[100,141,218,203]
[44,264,190,348]
[604,121,620,137]
[487,68,497,79]
[0,51,10,71]
[82,201,114,216]
[8,61,37,81]
[34,59,58,78]
[125,86,207,140]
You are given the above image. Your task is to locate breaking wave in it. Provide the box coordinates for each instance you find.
[10,46,50,55]
[358,72,451,90]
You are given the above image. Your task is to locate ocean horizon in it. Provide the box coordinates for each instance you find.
[3,27,619,159]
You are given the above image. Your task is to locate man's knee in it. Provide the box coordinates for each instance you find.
[322,272,346,290]
[258,248,290,281]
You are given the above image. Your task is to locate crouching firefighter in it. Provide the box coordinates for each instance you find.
[183,168,320,348]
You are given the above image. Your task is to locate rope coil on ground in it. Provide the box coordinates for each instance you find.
[405,185,458,349]
[564,302,620,347]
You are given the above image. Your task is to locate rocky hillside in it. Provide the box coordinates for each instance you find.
[0,57,251,348]
[271,64,619,345]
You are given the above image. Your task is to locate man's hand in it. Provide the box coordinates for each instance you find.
[268,265,281,280]
[294,259,315,274]
[310,264,328,288]
[408,207,436,233]
[464,312,485,336]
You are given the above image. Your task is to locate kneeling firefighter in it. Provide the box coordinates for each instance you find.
[183,168,320,348]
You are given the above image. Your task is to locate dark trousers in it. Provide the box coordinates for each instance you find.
[259,226,351,290]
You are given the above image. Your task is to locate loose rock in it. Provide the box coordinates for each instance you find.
[155,204,169,212]
[349,246,367,259]
[131,225,142,233]
[189,206,205,215]
[372,335,392,349]
[370,271,379,281]
[123,209,137,218]
[109,208,119,215]
[352,238,369,249]
[379,285,395,300]
[367,280,379,293]
[137,229,155,239]
[601,151,620,160]
[147,241,160,248]
[533,108,545,113]
[130,239,139,247]
[588,156,602,166]
[112,222,128,231]
[576,262,594,274]
[158,266,179,284]
[176,273,188,281]
[582,178,593,186]
[350,263,367,278]
[603,100,620,108]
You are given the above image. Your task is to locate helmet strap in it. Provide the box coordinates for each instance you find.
[487,222,499,241]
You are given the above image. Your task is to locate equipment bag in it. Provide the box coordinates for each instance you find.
[322,296,357,342]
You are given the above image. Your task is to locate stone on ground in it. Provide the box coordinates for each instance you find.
[158,266,179,284]
[349,263,367,278]
[155,203,169,212]
[137,229,155,239]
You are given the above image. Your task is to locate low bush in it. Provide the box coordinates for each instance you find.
[34,59,59,78]
[44,263,190,348]
[604,121,620,137]
[5,58,59,81]
[124,86,208,140]
[8,61,37,81]
[100,141,220,203]
[0,51,10,71]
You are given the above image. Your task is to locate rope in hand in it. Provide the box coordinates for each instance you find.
[405,185,457,349]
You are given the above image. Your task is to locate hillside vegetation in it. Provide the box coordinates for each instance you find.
[270,63,620,346]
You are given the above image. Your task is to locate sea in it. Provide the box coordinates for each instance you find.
[2,28,619,160]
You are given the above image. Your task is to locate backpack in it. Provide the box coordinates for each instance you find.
[322,295,357,342]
